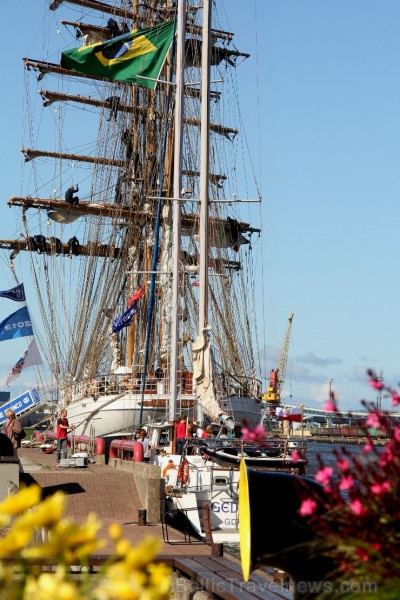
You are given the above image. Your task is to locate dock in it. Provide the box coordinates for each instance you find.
[16,446,292,599]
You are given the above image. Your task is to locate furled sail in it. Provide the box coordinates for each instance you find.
[192,327,222,422]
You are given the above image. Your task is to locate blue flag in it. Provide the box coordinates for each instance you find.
[112,300,140,333]
[0,306,33,342]
[0,284,26,302]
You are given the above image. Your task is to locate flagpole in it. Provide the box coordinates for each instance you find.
[301,404,304,438]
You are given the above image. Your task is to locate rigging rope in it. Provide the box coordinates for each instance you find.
[138,12,178,427]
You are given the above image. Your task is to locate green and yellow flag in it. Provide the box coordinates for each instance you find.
[61,20,175,89]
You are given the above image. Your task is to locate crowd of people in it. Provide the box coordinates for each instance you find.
[174,415,242,455]
[2,406,242,471]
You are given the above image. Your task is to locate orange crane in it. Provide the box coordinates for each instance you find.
[263,313,294,405]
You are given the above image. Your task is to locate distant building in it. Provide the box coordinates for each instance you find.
[0,391,11,404]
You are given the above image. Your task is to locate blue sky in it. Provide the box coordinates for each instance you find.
[0,1,399,411]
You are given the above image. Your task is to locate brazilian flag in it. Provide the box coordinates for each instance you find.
[61,20,175,89]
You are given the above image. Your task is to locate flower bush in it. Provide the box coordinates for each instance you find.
[299,371,400,597]
[0,484,171,599]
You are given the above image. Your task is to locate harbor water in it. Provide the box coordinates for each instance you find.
[225,440,374,562]
[305,440,368,477]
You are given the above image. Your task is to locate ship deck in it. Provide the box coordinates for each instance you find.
[17,446,292,599]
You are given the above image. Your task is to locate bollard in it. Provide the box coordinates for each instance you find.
[211,542,223,557]
[95,437,105,456]
[133,441,144,462]
[138,508,147,526]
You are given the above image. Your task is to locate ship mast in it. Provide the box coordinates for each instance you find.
[195,0,211,425]
[198,0,211,333]
[169,0,186,421]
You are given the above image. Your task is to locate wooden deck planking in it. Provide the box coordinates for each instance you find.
[174,556,292,600]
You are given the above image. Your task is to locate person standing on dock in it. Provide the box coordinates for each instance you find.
[4,410,24,469]
[56,409,73,463]
[138,428,151,462]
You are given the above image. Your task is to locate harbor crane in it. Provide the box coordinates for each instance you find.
[263,313,294,405]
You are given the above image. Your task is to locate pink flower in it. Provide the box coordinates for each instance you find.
[241,423,266,442]
[315,466,333,486]
[370,481,390,495]
[363,439,373,454]
[379,443,395,466]
[336,458,350,472]
[299,498,317,516]
[392,391,400,407]
[366,413,381,428]
[323,400,338,412]
[394,427,400,442]
[355,548,369,562]
[371,543,381,551]
[339,475,354,491]
[350,499,366,515]
[291,451,302,462]
[368,378,383,391]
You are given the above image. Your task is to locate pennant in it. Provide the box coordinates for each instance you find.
[6,338,43,386]
[0,284,26,302]
[61,20,175,89]
[275,406,303,423]
[0,307,33,342]
[126,285,145,308]
[112,286,144,333]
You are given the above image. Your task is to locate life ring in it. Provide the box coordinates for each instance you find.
[124,378,134,390]
[178,459,189,484]
[162,459,176,478]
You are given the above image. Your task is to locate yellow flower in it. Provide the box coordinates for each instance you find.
[54,514,101,545]
[22,539,66,560]
[147,563,172,595]
[93,577,142,600]
[122,537,162,571]
[115,539,132,556]
[0,485,41,517]
[23,567,82,600]
[13,491,65,531]
[0,526,33,558]
[108,522,122,541]
[0,490,171,600]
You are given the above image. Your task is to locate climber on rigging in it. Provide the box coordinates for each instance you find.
[65,184,79,207]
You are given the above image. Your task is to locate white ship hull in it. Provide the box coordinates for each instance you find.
[158,454,240,543]
[65,389,261,438]
[66,391,194,437]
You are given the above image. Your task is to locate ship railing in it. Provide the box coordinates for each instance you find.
[68,370,196,400]
[31,429,105,458]
[198,437,307,458]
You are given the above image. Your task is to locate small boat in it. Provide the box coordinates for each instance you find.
[199,439,307,474]
[152,426,307,542]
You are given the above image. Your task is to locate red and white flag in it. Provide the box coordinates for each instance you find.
[126,284,145,308]
[276,405,303,422]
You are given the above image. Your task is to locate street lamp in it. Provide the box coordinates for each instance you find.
[327,377,334,399]
[377,376,384,413]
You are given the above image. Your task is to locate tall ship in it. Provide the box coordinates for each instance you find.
[1,0,264,438]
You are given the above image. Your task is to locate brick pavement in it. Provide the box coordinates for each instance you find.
[18,446,212,557]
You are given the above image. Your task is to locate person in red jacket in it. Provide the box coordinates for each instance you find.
[56,409,73,463]
[176,415,188,454]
